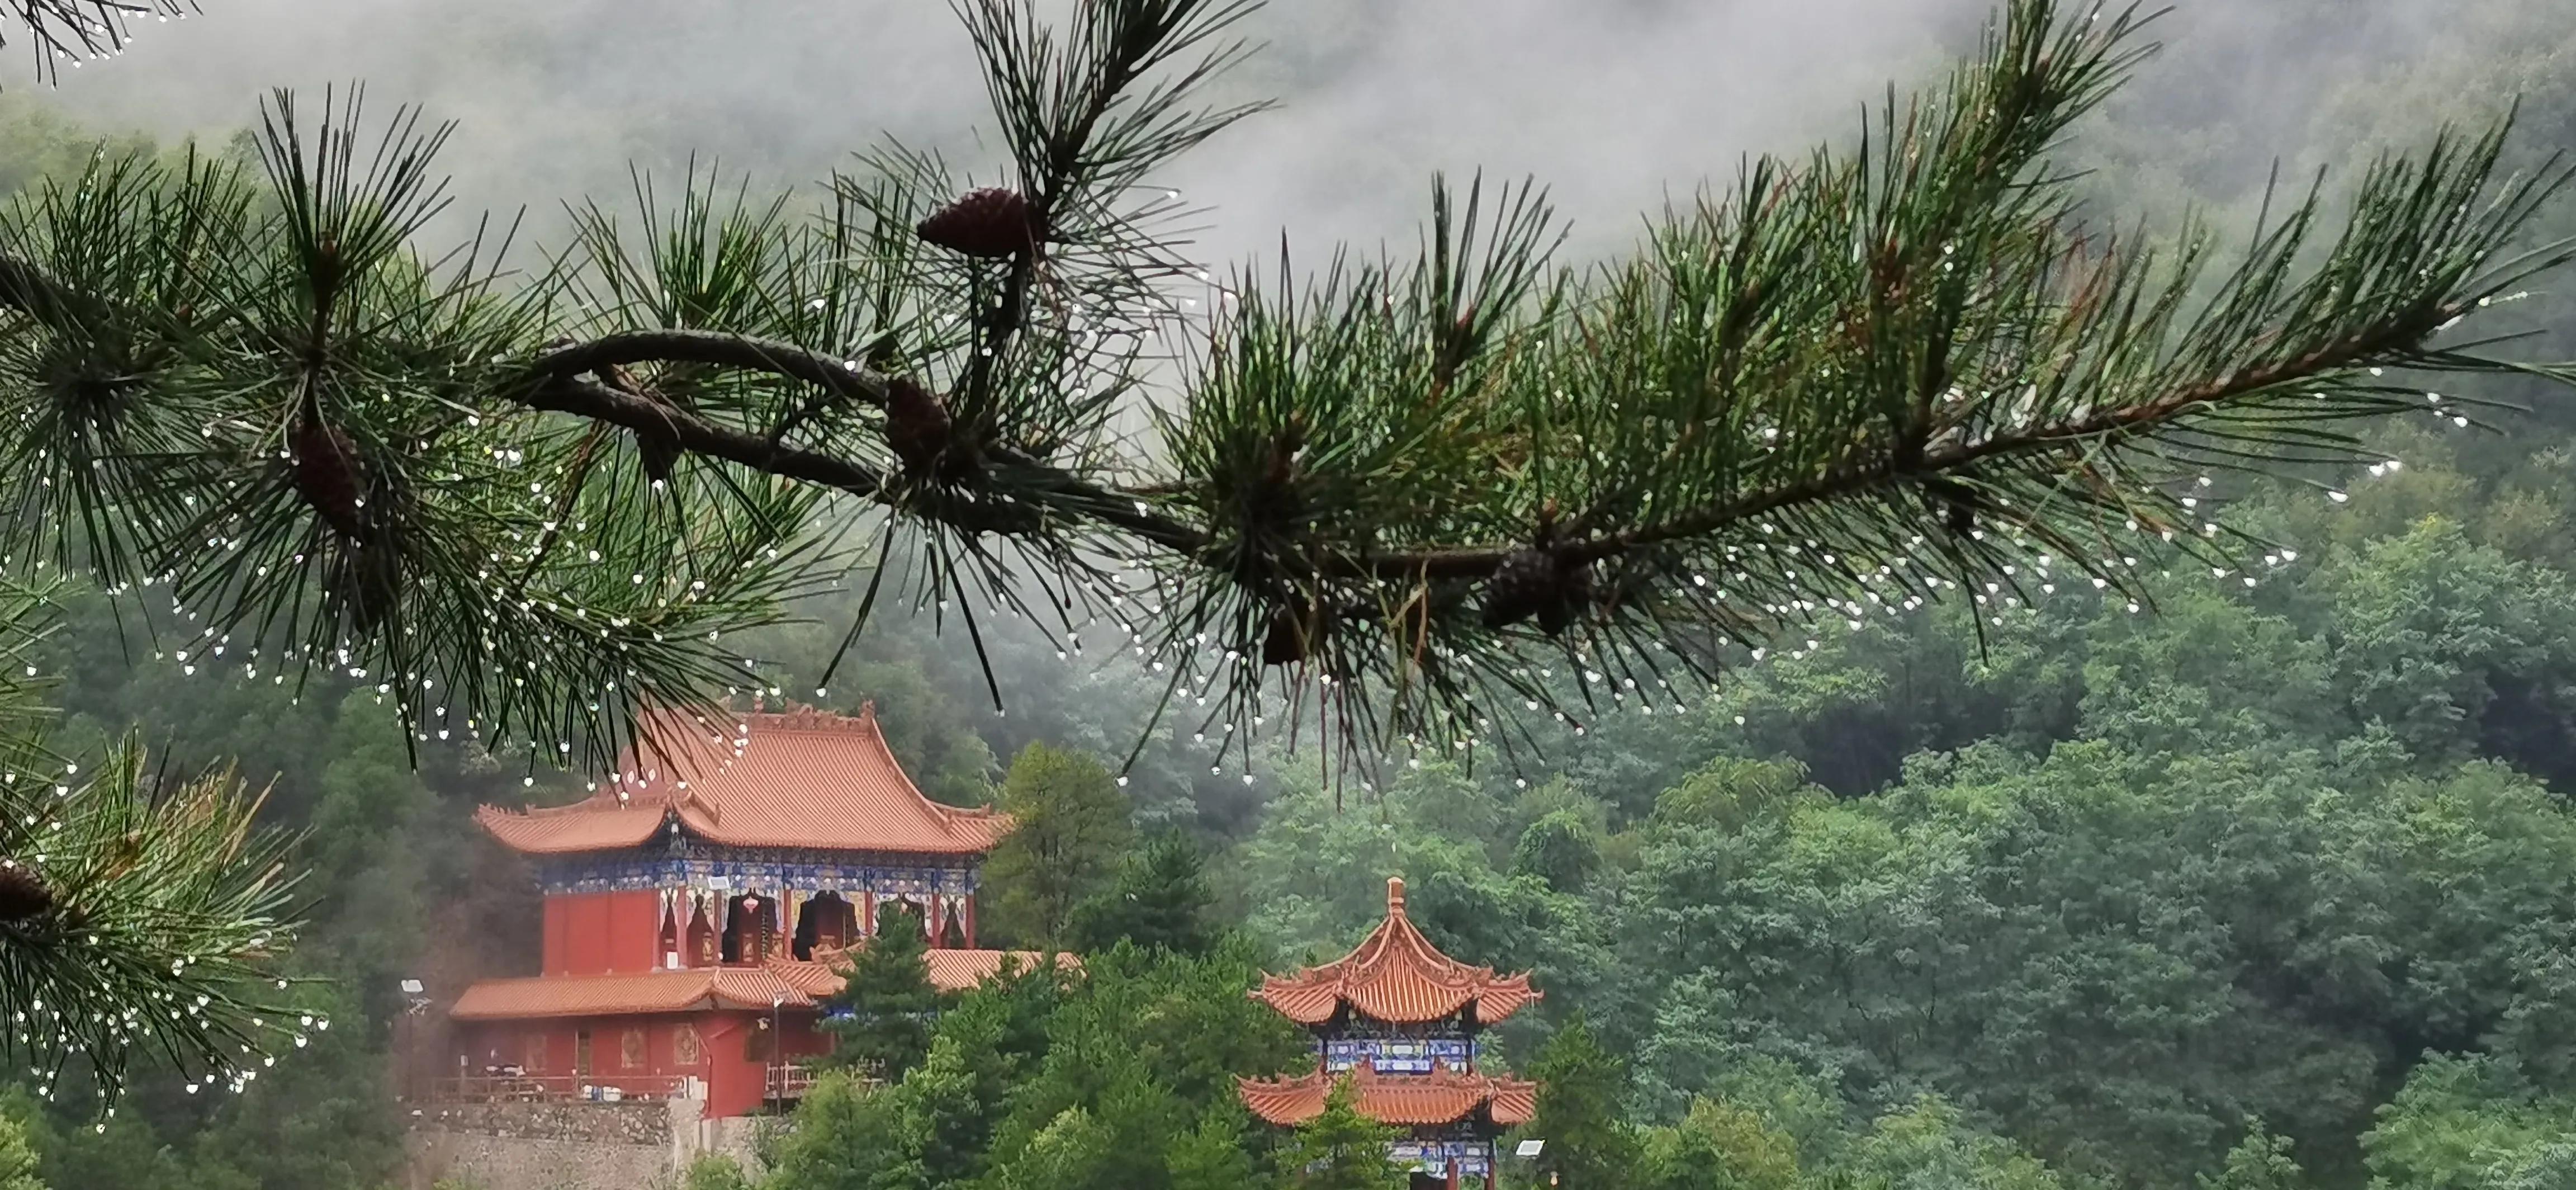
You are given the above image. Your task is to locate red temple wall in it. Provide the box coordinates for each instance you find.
[541,899,565,974]
[699,1014,759,1118]
[699,1010,835,1118]
[452,1009,832,1118]
[542,891,664,975]
[606,891,660,971]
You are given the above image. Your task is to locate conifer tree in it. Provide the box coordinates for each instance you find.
[819,901,945,1079]
[1280,1076,1405,1190]
[1067,830,1216,955]
[1166,1101,1262,1190]
[1528,1017,1641,1188]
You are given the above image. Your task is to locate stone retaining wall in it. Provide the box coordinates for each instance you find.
[406,1129,670,1190]
[414,1099,671,1146]
[404,1097,776,1190]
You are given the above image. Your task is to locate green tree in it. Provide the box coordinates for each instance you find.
[2198,1122,2305,1190]
[1278,1078,1402,1190]
[977,941,1306,1182]
[0,1106,41,1190]
[1528,1018,1639,1188]
[987,743,1134,947]
[1637,1098,1806,1190]
[760,1073,919,1190]
[2362,1056,2576,1190]
[1841,1098,2066,1190]
[1167,1102,1266,1190]
[988,1106,1120,1190]
[821,902,944,1079]
[682,1153,756,1190]
[1510,809,1602,892]
[1068,832,1218,956]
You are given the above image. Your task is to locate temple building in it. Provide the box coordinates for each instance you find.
[446,702,1024,1118]
[1237,877,1542,1189]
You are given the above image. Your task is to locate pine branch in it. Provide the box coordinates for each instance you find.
[2,1,195,87]
[0,579,307,1109]
[1356,293,2475,583]
[0,0,2571,774]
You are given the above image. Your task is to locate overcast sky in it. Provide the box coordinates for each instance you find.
[39,0,2001,264]
[37,0,2542,284]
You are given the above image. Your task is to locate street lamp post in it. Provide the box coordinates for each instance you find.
[770,993,785,1103]
[395,978,429,1101]
[1514,1139,1548,1190]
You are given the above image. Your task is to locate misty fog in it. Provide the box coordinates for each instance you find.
[45,0,2534,268]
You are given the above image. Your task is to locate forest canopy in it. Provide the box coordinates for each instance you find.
[0,0,2572,1188]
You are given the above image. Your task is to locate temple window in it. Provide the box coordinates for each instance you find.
[792,892,856,961]
[688,909,716,968]
[721,895,778,965]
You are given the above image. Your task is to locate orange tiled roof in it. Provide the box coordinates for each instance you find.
[475,702,1011,856]
[1237,1060,1538,1127]
[451,967,812,1019]
[449,949,1065,1020]
[776,947,1074,995]
[1252,877,1540,1026]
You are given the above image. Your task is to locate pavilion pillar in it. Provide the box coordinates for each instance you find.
[1445,1162,1460,1189]
[962,892,977,948]
[861,891,875,938]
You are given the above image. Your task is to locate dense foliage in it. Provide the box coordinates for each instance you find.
[0,0,2573,1187]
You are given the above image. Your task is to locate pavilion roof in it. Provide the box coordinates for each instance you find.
[473,702,1011,857]
[448,949,1066,1020]
[1250,877,1540,1026]
[1236,1060,1537,1127]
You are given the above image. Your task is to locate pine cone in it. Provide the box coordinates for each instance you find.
[0,862,54,922]
[1262,602,1332,665]
[1480,547,1593,636]
[1536,561,1594,636]
[916,188,1044,259]
[1479,548,1557,629]
[1924,479,1982,538]
[290,414,368,540]
[637,431,680,484]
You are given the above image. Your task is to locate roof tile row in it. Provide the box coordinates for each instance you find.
[1251,877,1540,1026]
[1236,1060,1537,1127]
[474,703,1010,856]
[449,949,1066,1020]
